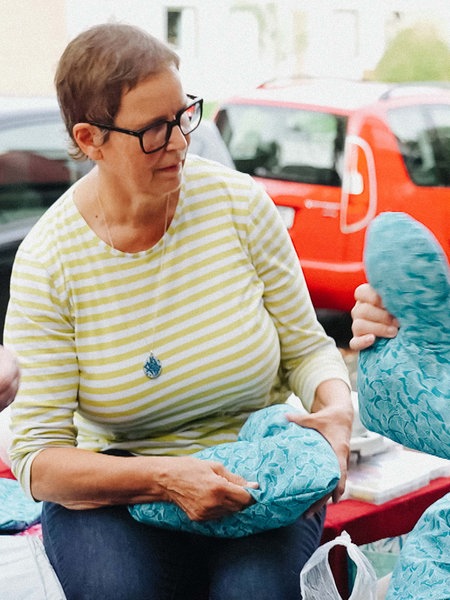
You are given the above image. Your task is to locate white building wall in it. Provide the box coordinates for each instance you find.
[0,0,67,96]
[0,0,448,99]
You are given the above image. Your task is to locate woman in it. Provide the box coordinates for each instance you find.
[6,24,353,600]
[0,346,19,412]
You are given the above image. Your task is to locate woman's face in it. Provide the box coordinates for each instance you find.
[99,65,190,199]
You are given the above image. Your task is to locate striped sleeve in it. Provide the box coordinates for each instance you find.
[240,177,351,409]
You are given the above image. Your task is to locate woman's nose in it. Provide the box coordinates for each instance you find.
[167,124,188,151]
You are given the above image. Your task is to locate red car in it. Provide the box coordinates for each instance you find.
[214,79,450,319]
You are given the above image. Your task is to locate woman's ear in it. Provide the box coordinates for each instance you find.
[73,123,104,161]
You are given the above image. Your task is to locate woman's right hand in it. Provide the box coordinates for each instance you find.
[30,448,258,513]
[160,456,258,521]
[350,283,399,351]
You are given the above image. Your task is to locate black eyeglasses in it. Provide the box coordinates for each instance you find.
[88,95,203,154]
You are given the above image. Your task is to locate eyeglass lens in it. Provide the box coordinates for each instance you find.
[142,100,202,153]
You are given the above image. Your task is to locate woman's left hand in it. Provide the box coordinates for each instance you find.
[287,379,353,515]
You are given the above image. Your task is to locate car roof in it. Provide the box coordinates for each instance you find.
[0,96,60,119]
[225,78,450,112]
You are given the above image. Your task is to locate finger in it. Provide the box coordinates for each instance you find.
[349,333,376,352]
[285,413,319,435]
[245,481,259,489]
[305,493,331,518]
[332,475,347,503]
[351,300,390,324]
[224,488,256,510]
[353,283,383,306]
[190,486,255,521]
[211,462,259,489]
[351,316,398,339]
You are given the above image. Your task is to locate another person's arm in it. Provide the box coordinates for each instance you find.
[349,283,399,351]
[0,346,20,412]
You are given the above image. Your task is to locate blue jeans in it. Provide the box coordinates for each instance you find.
[42,501,325,600]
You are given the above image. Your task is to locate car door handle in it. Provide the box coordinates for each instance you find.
[304,199,340,217]
[304,199,339,210]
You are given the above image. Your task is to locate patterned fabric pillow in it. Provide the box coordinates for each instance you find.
[357,212,450,599]
[358,212,450,459]
[0,478,42,532]
[129,404,340,537]
[386,492,450,600]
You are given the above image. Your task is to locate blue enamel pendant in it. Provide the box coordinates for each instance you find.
[143,352,162,379]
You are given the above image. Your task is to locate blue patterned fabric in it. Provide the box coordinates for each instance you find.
[129,404,340,537]
[0,478,42,532]
[386,493,450,600]
[358,212,450,459]
[357,212,450,599]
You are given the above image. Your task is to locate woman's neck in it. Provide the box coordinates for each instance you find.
[74,169,179,252]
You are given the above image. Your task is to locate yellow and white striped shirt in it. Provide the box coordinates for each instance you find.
[6,156,349,497]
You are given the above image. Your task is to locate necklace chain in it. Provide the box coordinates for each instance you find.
[96,190,172,379]
[97,192,115,250]
[96,191,171,253]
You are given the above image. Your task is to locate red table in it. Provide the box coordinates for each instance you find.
[321,477,450,597]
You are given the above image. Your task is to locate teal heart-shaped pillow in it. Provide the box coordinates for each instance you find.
[357,212,450,459]
[386,491,450,600]
[129,404,340,537]
[0,479,42,532]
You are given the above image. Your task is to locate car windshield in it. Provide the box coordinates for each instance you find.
[387,103,450,187]
[215,104,347,186]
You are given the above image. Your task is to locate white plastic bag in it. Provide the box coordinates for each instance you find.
[300,531,377,600]
[0,535,67,599]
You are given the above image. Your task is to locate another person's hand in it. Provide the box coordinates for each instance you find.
[350,283,399,351]
[0,346,20,412]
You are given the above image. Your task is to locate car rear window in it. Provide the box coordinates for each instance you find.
[215,104,347,186]
[388,103,450,187]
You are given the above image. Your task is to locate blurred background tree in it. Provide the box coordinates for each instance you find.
[374,23,450,82]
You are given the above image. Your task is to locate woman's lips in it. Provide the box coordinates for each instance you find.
[159,157,185,173]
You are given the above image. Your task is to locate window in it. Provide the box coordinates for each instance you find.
[166,8,196,53]
[215,104,346,186]
[388,104,450,187]
[167,10,182,47]
[333,10,359,60]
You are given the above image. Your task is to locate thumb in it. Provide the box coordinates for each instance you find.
[212,463,258,489]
